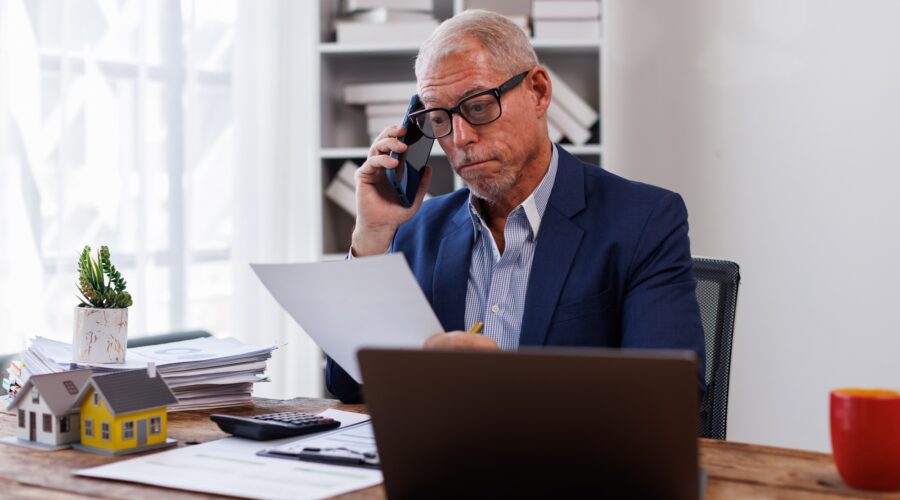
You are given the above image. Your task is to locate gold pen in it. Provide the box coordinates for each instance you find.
[467,321,484,334]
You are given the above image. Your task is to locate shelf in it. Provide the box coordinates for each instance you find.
[319,39,602,56]
[319,143,601,159]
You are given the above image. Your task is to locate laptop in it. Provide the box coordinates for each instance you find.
[358,348,701,499]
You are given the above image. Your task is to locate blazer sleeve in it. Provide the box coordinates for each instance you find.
[325,356,364,404]
[621,192,706,391]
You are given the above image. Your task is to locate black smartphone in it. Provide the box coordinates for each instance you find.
[387,94,435,207]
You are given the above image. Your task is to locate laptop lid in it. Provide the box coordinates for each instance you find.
[358,348,699,499]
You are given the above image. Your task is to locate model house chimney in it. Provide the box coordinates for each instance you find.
[147,362,156,378]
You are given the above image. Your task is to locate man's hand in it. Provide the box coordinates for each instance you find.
[424,332,501,351]
[351,125,433,257]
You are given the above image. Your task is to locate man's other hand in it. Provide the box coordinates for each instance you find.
[424,332,501,351]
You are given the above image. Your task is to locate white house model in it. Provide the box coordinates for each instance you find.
[5,369,93,451]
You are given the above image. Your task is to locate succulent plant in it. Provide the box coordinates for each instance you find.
[76,245,133,308]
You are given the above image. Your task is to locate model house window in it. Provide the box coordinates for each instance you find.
[42,414,52,432]
[101,422,110,441]
[150,416,162,435]
[18,410,24,428]
[63,381,79,395]
[93,393,100,406]
[123,421,135,440]
[85,419,93,437]
[32,390,39,405]
[60,416,70,433]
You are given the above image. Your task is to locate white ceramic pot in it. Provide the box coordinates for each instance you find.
[73,307,128,363]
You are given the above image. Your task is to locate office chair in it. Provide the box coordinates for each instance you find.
[692,257,741,440]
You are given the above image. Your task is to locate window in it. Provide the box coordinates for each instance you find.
[101,422,110,441]
[42,414,52,433]
[32,389,39,405]
[93,393,99,407]
[123,421,135,440]
[18,410,25,428]
[63,380,79,395]
[85,419,93,437]
[150,416,162,435]
[60,415,70,433]
[0,0,239,356]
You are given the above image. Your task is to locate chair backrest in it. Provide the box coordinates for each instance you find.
[126,330,212,348]
[692,257,740,440]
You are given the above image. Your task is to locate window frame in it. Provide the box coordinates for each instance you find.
[60,415,70,433]
[18,410,25,428]
[123,420,135,440]
[85,418,94,437]
[150,415,162,435]
[101,422,110,441]
[42,413,52,433]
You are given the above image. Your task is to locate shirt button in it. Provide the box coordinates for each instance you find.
[491,304,500,314]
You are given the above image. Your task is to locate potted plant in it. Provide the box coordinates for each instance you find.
[74,245,133,363]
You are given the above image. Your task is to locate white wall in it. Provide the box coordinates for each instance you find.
[605,0,900,452]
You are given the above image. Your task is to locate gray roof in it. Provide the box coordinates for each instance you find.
[7,369,94,415]
[74,369,177,416]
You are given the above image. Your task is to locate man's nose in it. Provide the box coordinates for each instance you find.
[451,114,478,147]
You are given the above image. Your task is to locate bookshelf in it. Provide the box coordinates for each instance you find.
[314,0,604,257]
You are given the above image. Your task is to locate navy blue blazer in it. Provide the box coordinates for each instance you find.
[326,146,706,403]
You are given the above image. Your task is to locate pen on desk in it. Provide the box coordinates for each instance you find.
[467,321,484,334]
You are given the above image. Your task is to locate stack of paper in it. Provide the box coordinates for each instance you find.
[344,80,417,144]
[335,0,438,44]
[532,0,603,41]
[16,336,277,411]
[325,161,359,217]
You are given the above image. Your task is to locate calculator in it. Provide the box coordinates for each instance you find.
[210,412,340,441]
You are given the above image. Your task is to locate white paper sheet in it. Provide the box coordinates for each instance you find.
[251,254,444,383]
[74,411,382,500]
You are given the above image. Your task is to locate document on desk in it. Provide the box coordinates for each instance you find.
[74,410,381,500]
[251,253,443,383]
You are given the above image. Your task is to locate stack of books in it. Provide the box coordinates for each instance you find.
[546,66,599,146]
[532,0,603,41]
[325,161,360,217]
[5,336,277,412]
[335,0,439,44]
[344,80,417,144]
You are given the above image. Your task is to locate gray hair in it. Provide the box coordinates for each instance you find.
[415,9,538,80]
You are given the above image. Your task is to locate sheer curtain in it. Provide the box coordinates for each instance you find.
[0,0,321,399]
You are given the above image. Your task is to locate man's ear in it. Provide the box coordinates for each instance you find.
[529,66,553,118]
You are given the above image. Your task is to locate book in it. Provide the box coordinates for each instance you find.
[336,19,438,44]
[346,8,436,23]
[344,81,418,104]
[547,101,591,145]
[545,66,599,129]
[366,102,411,117]
[533,19,603,40]
[344,0,434,12]
[367,116,401,136]
[325,176,358,217]
[532,1,601,19]
[337,161,359,187]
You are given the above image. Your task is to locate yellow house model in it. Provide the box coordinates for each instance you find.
[71,365,178,456]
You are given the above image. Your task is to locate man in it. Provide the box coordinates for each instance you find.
[326,10,705,403]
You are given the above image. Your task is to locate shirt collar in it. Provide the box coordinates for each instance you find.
[467,143,559,238]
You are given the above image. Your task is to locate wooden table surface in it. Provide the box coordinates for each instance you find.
[0,397,896,499]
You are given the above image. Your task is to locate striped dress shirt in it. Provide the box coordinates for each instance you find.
[463,145,559,351]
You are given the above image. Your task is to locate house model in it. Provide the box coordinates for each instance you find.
[71,365,178,456]
[4,369,94,451]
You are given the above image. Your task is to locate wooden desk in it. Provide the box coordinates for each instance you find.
[0,397,895,499]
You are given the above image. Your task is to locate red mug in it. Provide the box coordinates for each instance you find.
[830,388,900,491]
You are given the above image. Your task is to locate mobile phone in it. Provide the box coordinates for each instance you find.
[387,94,435,207]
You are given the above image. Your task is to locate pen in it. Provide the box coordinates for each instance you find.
[467,321,484,334]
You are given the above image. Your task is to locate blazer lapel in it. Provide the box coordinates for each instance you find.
[519,147,587,346]
[432,204,474,332]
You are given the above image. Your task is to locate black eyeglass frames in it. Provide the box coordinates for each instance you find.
[408,70,530,140]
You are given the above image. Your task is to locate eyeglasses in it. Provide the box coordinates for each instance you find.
[408,71,530,140]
